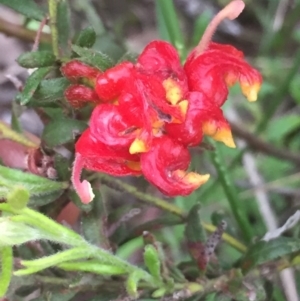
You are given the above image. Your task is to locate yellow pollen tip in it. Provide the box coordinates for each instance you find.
[213,127,236,148]
[241,82,261,102]
[174,170,210,186]
[202,122,236,148]
[178,100,189,116]
[129,139,148,154]
[163,78,183,105]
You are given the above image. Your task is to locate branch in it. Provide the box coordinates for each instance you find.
[0,17,51,44]
[230,121,300,166]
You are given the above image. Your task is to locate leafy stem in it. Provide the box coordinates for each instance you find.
[48,0,60,57]
[209,140,253,243]
[99,174,247,252]
[0,203,155,285]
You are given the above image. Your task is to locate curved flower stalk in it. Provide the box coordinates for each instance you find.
[64,0,262,203]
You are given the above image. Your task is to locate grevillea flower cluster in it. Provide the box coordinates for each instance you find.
[61,0,262,204]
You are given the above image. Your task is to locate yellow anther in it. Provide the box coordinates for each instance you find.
[174,170,210,186]
[163,78,183,105]
[129,138,148,154]
[202,122,236,148]
[241,82,261,102]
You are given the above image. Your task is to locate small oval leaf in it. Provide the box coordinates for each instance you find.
[17,67,52,105]
[75,26,96,48]
[17,51,56,68]
[72,45,114,71]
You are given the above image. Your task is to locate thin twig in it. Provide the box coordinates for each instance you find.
[0,17,51,44]
[230,121,300,166]
[32,17,49,51]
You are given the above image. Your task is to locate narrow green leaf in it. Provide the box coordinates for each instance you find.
[0,246,13,297]
[192,11,212,46]
[240,237,300,272]
[81,192,105,246]
[42,118,87,147]
[59,261,127,275]
[17,67,52,105]
[155,0,186,59]
[152,288,166,298]
[143,245,162,283]
[185,204,206,243]
[7,186,30,210]
[17,51,56,68]
[16,247,89,275]
[11,101,23,133]
[185,203,208,271]
[0,0,44,20]
[126,271,142,298]
[0,165,68,196]
[57,0,71,56]
[72,44,114,71]
[210,140,253,242]
[75,26,97,48]
[29,190,64,207]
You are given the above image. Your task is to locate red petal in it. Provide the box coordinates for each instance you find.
[184,43,262,106]
[75,129,141,176]
[95,61,135,102]
[141,136,209,196]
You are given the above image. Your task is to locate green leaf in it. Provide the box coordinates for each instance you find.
[0,165,68,196]
[42,118,87,147]
[155,0,186,59]
[240,237,300,272]
[16,67,52,105]
[192,11,212,46]
[0,246,13,297]
[10,101,23,133]
[29,190,64,207]
[72,44,114,71]
[290,74,300,105]
[152,288,167,298]
[266,115,300,142]
[6,186,30,210]
[143,245,162,283]
[75,26,97,48]
[0,0,44,21]
[29,78,70,106]
[126,271,142,298]
[0,217,52,247]
[185,204,206,243]
[59,260,127,275]
[17,51,56,68]
[81,192,104,246]
[16,247,89,275]
[57,0,71,56]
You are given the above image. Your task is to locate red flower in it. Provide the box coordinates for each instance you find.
[65,0,263,203]
[184,42,262,106]
[140,136,209,196]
